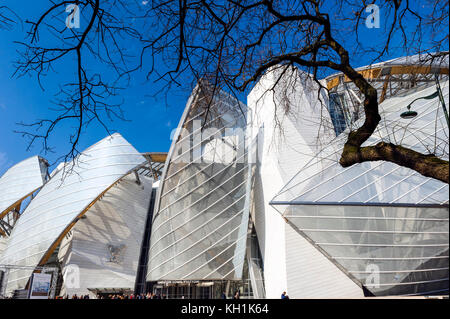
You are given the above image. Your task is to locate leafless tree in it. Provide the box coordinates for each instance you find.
[0,5,20,30]
[12,0,142,166]
[5,0,450,182]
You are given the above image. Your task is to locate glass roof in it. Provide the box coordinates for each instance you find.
[272,80,449,206]
[0,156,47,218]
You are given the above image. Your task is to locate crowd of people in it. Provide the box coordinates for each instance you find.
[98,293,165,299]
[59,290,249,299]
[6,290,291,299]
[221,290,241,299]
[57,293,166,299]
[58,294,91,299]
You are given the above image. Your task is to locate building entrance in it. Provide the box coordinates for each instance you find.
[151,280,253,299]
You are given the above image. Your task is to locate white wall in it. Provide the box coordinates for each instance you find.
[247,65,363,298]
[285,224,363,298]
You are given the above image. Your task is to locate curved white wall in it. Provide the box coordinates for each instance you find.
[58,173,152,298]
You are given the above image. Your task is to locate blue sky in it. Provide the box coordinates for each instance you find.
[0,1,445,175]
[0,1,192,175]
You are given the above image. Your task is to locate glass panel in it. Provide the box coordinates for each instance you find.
[283,204,449,296]
[148,83,251,282]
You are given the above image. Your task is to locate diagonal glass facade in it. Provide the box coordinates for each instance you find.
[280,204,449,296]
[147,82,252,281]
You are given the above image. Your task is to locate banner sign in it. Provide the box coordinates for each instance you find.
[29,273,52,299]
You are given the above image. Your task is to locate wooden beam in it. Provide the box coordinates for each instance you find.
[327,76,340,90]
[148,153,168,163]
[379,74,391,104]
[0,188,40,221]
[326,65,449,90]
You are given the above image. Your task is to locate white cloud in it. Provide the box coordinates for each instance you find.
[142,1,149,5]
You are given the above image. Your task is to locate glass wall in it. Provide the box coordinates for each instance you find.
[281,204,449,296]
[147,82,252,282]
[328,93,350,136]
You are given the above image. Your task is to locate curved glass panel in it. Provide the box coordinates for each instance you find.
[0,133,145,294]
[272,78,449,296]
[147,82,252,281]
[0,156,47,218]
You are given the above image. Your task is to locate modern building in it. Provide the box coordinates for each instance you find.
[0,55,448,299]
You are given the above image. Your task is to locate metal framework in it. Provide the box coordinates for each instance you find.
[0,264,58,299]
[273,80,449,207]
[140,152,168,180]
[325,55,450,135]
